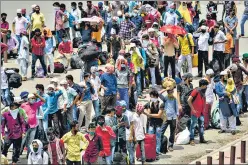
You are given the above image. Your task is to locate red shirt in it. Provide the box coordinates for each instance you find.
[143,14,155,29]
[1,21,9,30]
[190,89,206,118]
[95,126,116,157]
[58,41,73,54]
[206,19,216,29]
[49,139,64,165]
[83,134,102,163]
[31,37,46,56]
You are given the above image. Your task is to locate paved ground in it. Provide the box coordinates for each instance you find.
[1,1,248,164]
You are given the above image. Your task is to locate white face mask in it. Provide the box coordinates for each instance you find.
[29,99,35,104]
[121,64,126,67]
[151,98,158,102]
[54,7,60,12]
[130,51,133,55]
[142,40,149,48]
[10,108,19,119]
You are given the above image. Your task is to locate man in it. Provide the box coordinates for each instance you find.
[207,1,218,21]
[31,28,48,78]
[98,2,107,23]
[188,79,209,146]
[1,13,9,63]
[119,13,136,40]
[62,121,88,165]
[224,31,234,68]
[240,1,248,37]
[224,9,238,42]
[213,25,227,72]
[55,3,66,44]
[85,1,98,18]
[177,73,194,117]
[197,25,210,77]
[30,5,45,39]
[58,34,73,70]
[91,66,101,118]
[21,9,30,29]
[2,102,27,164]
[60,4,71,40]
[163,3,178,25]
[131,9,143,36]
[6,30,19,59]
[70,2,81,40]
[178,1,192,24]
[100,64,117,115]
[78,2,87,18]
[12,9,30,52]
[177,32,195,74]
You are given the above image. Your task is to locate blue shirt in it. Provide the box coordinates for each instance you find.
[215,81,227,98]
[159,94,179,120]
[72,83,84,96]
[131,16,143,31]
[44,36,56,54]
[82,81,95,101]
[224,16,238,33]
[45,90,63,115]
[100,73,117,96]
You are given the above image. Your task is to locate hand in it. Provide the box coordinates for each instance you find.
[178,104,182,113]
[33,93,38,97]
[128,136,133,142]
[2,136,6,140]
[102,127,107,131]
[128,89,131,96]
[191,54,194,57]
[103,87,108,91]
[226,92,231,97]
[22,133,26,138]
[175,56,179,60]
[63,108,67,112]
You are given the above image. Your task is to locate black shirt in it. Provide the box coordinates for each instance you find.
[144,101,163,127]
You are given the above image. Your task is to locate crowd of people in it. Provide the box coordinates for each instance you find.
[1,1,248,165]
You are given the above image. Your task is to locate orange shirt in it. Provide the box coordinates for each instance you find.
[224,33,234,54]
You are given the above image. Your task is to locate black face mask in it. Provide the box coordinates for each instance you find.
[2,18,6,21]
[98,121,105,126]
[78,6,82,10]
[116,114,122,118]
[74,130,78,134]
[35,10,40,14]
[245,59,248,63]
[36,33,41,37]
[17,14,22,18]
[201,88,207,94]
[22,14,26,17]
[201,30,206,33]
[119,16,123,18]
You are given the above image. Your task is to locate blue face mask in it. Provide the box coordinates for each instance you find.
[169,9,175,13]
[47,91,54,95]
[133,13,137,17]
[63,39,68,42]
[89,132,95,136]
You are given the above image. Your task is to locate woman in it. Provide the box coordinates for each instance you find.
[116,57,131,110]
[28,139,49,164]
[43,27,56,77]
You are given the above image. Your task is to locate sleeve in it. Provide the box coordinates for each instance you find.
[41,37,46,48]
[13,17,16,24]
[61,134,68,143]
[35,100,44,108]
[107,126,116,138]
[43,152,49,165]
[71,88,78,97]
[144,103,150,110]
[221,32,227,41]
[175,99,179,116]
[24,17,29,23]
[190,89,198,97]
[177,84,182,92]
[163,13,167,24]
[52,36,56,47]
[189,34,195,46]
[13,37,19,50]
[160,103,165,110]
[1,114,6,137]
[97,136,103,151]
[27,153,32,164]
[215,83,226,97]
[62,90,68,106]
[159,94,167,102]
[6,22,9,30]
[41,14,45,22]
[56,90,63,97]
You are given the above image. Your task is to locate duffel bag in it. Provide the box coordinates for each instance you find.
[78,45,100,61]
[71,53,83,69]
[48,62,65,73]
[73,37,82,48]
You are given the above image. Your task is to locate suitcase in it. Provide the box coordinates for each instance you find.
[48,62,65,73]
[136,134,156,162]
[160,135,168,154]
[192,53,198,67]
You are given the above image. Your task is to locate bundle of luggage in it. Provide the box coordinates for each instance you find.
[77,44,101,61]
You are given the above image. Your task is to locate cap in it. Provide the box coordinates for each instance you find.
[125,13,130,18]
[201,25,208,30]
[220,70,228,76]
[170,3,175,8]
[28,94,35,99]
[118,100,127,107]
[232,57,240,63]
[130,43,136,48]
[20,91,29,99]
[17,9,22,13]
[51,78,59,83]
[84,72,90,78]
[182,73,193,79]
[47,84,55,90]
[229,64,238,72]
[206,69,214,75]
[60,80,67,85]
[21,9,26,14]
[148,28,155,33]
[31,4,37,8]
[243,53,248,59]
[14,97,22,103]
[91,66,98,74]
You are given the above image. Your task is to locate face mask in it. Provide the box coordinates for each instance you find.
[121,64,126,68]
[201,30,206,33]
[33,147,39,153]
[54,7,60,11]
[89,132,95,136]
[122,108,126,112]
[47,91,54,95]
[23,98,28,102]
[17,14,22,17]
[63,39,68,42]
[169,9,175,13]
[142,40,149,48]
[98,121,105,126]
[37,90,41,95]
[35,10,40,14]
[151,98,158,102]
[29,99,35,104]
[72,6,76,10]
[245,59,248,63]
[116,114,122,118]
[2,18,6,21]
[130,51,133,55]
[35,33,41,36]
[6,34,11,39]
[48,134,55,141]
[201,88,207,94]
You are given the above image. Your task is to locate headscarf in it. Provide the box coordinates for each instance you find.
[116,56,128,71]
[105,63,115,74]
[29,139,43,164]
[136,103,144,113]
[43,27,53,38]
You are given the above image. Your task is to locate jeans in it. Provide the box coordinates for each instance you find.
[237,87,244,113]
[126,141,135,164]
[48,110,63,138]
[193,17,200,30]
[241,14,248,36]
[204,103,212,129]
[190,115,204,140]
[111,146,115,162]
[62,108,74,135]
[21,126,37,155]
[164,56,176,79]
[101,95,117,115]
[219,110,236,131]
[136,71,142,96]
[136,140,146,162]
[161,119,176,147]
[198,50,209,76]
[178,54,192,74]
[93,99,100,118]
[73,105,78,121]
[213,51,224,71]
[149,67,156,88]
[105,155,112,165]
[66,159,81,165]
[118,88,129,109]
[148,126,161,154]
[224,53,232,69]
[1,88,12,106]
[32,54,47,77]
[2,137,22,163]
[56,29,64,44]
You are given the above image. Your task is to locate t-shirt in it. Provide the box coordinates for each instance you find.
[144,102,163,127]
[13,16,29,35]
[178,34,195,55]
[131,113,146,141]
[177,83,193,105]
[31,13,45,31]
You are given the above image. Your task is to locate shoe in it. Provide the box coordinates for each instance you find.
[231,131,236,135]
[49,73,54,78]
[200,138,208,144]
[168,147,174,152]
[190,140,195,146]
[218,130,226,134]
[197,74,202,77]
[22,77,27,81]
[31,75,35,79]
[45,74,50,78]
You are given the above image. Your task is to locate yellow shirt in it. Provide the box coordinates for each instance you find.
[178,5,192,24]
[224,33,234,54]
[61,131,88,161]
[178,34,194,56]
[31,13,45,31]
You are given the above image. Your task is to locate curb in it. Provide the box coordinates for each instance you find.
[189,132,248,164]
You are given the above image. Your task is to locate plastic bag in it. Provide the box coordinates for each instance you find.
[175,127,190,145]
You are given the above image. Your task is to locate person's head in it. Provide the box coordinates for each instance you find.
[183,73,193,83]
[118,100,127,112]
[98,2,103,9]
[71,2,77,9]
[60,80,68,89]
[133,9,139,17]
[209,1,214,4]
[60,3,66,12]
[180,18,185,26]
[169,3,176,12]
[84,73,90,82]
[31,140,40,153]
[62,34,68,42]
[201,25,207,33]
[34,28,41,37]
[47,127,56,142]
[97,115,105,127]
[206,69,214,79]
[220,70,228,82]
[70,120,79,133]
[21,8,26,16]
[6,30,11,39]
[142,34,150,48]
[53,2,60,7]
[152,22,159,31]
[105,63,115,74]
[106,108,115,117]
[141,24,147,31]
[20,91,29,102]
[66,75,74,85]
[243,53,248,64]
[136,103,144,115]
[149,90,159,103]
[167,88,174,97]
[125,13,130,20]
[87,1,92,8]
[88,123,96,136]
[78,2,83,9]
[115,106,123,118]
[31,4,37,12]
[47,84,55,95]
[232,57,240,65]
[35,84,44,95]
[17,9,22,18]
[199,79,209,94]
[1,13,7,21]
[214,25,220,33]
[117,10,123,18]
[28,94,36,105]
[148,28,155,38]
[10,102,21,110]
[50,78,59,87]
[35,5,40,14]
[230,9,235,17]
[91,66,99,77]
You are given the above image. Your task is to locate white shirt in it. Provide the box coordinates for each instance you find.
[71,8,81,21]
[213,30,227,52]
[13,16,29,35]
[198,32,209,51]
[205,78,215,104]
[90,75,101,101]
[132,113,146,141]
[63,11,70,29]
[123,110,133,138]
[163,12,178,25]
[18,35,29,60]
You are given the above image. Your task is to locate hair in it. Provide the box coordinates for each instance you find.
[36,84,44,91]
[71,2,77,6]
[149,89,159,98]
[47,127,55,135]
[70,120,78,129]
[10,102,20,109]
[106,108,115,114]
[88,122,96,129]
[32,141,38,145]
[78,2,83,5]
[7,30,11,34]
[53,2,60,6]
[66,75,74,82]
[199,79,209,87]
[87,1,92,4]
[60,3,66,9]
[1,13,7,17]
[96,115,105,124]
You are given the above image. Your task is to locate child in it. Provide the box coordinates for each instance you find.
[226,78,236,102]
[58,34,73,70]
[83,123,103,164]
[107,53,115,65]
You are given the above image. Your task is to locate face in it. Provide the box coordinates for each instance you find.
[43,30,47,36]
[84,76,90,82]
[167,89,174,95]
[17,13,22,17]
[60,7,65,12]
[35,31,41,36]
[88,127,95,133]
[66,78,71,84]
[35,6,40,13]
[73,124,79,132]
[87,2,92,8]
[32,142,39,152]
[47,132,55,141]
[10,105,18,110]
[149,31,154,37]
[2,15,6,21]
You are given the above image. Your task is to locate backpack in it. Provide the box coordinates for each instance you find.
[209,59,220,74]
[211,104,220,129]
[186,23,195,34]
[186,34,198,54]
[8,72,22,88]
[182,88,199,106]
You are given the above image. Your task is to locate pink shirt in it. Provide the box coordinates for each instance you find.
[13,16,29,35]
[1,21,9,30]
[21,100,43,128]
[55,10,64,31]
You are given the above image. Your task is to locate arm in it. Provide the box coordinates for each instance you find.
[187,96,195,112]
[1,115,6,137]
[58,43,63,54]
[158,91,167,102]
[27,153,32,164]
[13,37,19,50]
[231,18,238,31]
[34,93,46,103]
[12,21,16,34]
[147,109,163,118]
[239,64,248,75]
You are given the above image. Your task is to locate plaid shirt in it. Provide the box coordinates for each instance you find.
[119,20,135,40]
